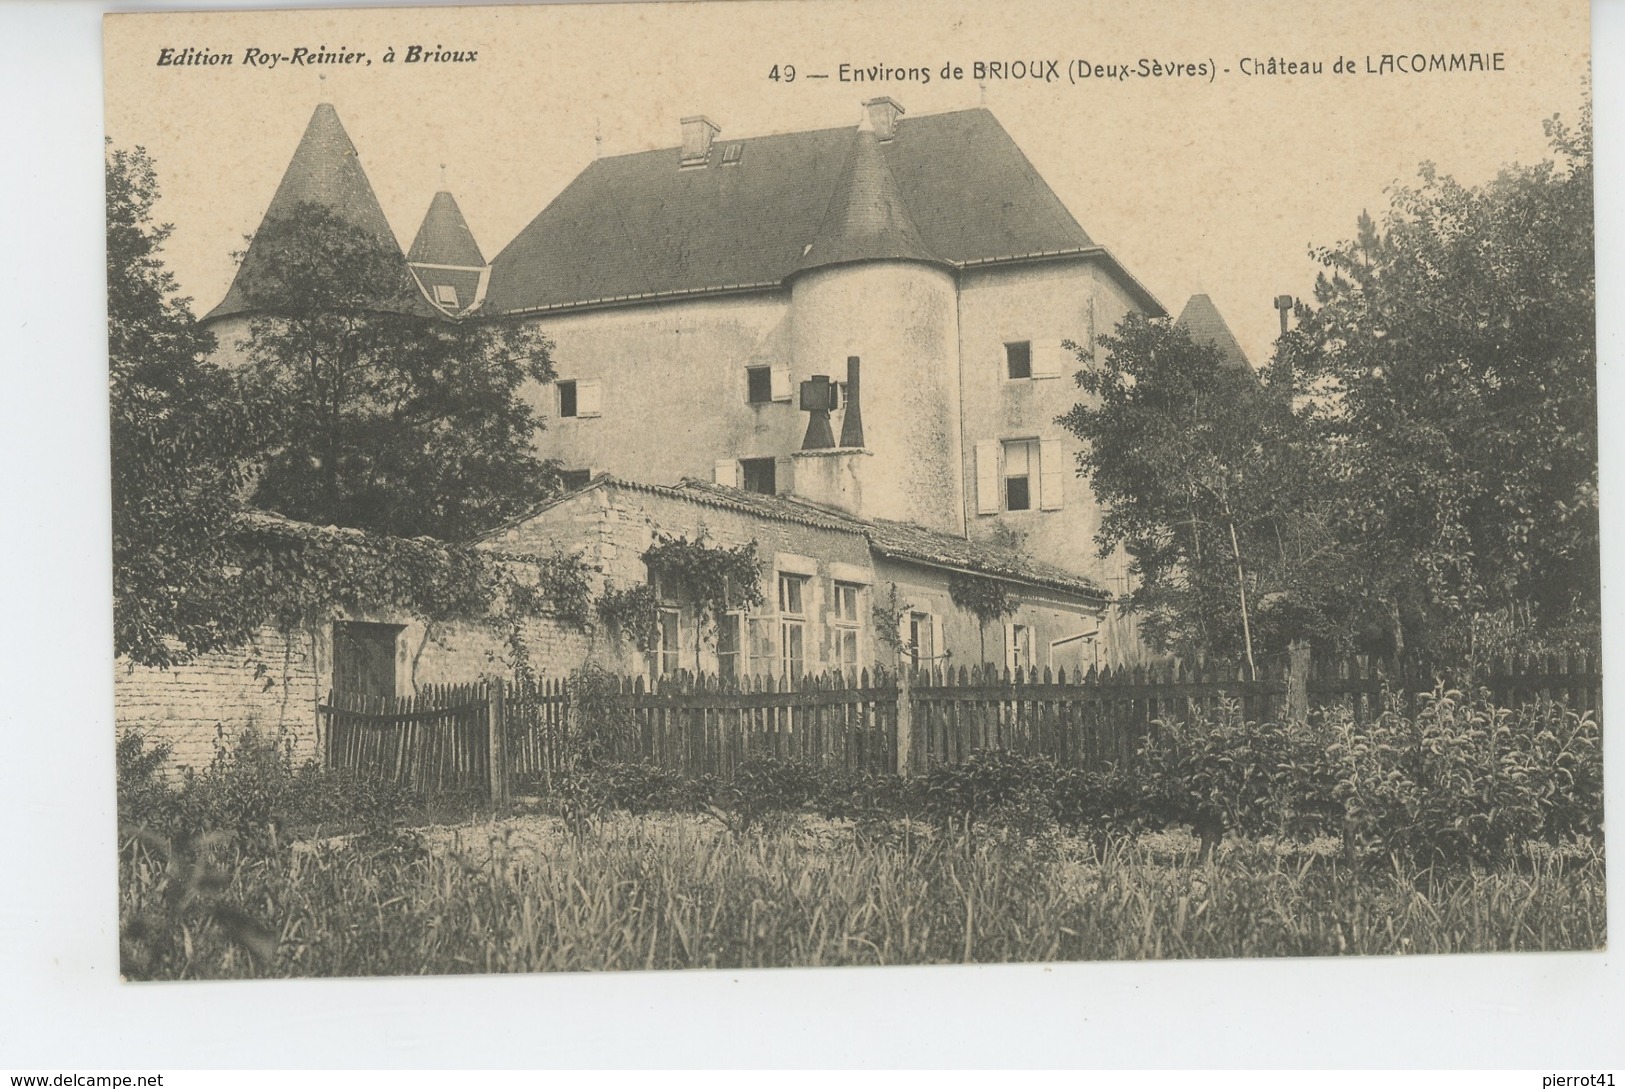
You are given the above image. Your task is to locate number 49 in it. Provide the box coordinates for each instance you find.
[768,64,797,82]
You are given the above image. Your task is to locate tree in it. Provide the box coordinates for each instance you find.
[108,144,260,667]
[1058,316,1343,676]
[231,202,561,540]
[1283,103,1597,664]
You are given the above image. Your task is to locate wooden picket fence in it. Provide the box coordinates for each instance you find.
[320,682,500,797]
[320,652,1601,797]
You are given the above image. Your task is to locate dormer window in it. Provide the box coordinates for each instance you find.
[434,283,459,307]
[721,142,743,166]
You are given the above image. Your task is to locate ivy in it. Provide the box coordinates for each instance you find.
[641,534,766,631]
[595,582,661,655]
[225,512,591,677]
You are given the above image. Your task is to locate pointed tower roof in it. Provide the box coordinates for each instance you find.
[791,125,947,277]
[408,190,485,267]
[207,103,422,321]
[1175,294,1253,374]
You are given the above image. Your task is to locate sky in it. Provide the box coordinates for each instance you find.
[102,0,1591,366]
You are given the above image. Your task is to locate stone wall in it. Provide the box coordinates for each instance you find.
[114,610,595,775]
[113,626,321,774]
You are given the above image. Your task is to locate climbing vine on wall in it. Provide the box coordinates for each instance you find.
[641,534,766,631]
[595,582,662,655]
[230,512,592,681]
[948,571,1020,666]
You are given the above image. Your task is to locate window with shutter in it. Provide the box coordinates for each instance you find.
[1003,439,1035,511]
[1039,436,1065,510]
[557,380,577,418]
[1031,342,1065,379]
[975,441,1000,515]
[576,380,603,418]
[769,364,792,402]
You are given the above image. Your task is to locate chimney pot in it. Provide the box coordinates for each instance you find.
[861,97,905,141]
[679,115,720,166]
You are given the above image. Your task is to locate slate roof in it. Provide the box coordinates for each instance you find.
[207,103,436,322]
[482,108,1162,316]
[793,128,946,276]
[408,190,486,267]
[487,474,1104,599]
[1174,293,1253,373]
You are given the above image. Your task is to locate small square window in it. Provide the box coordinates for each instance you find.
[434,283,459,307]
[1006,341,1032,380]
[558,468,592,491]
[557,380,578,418]
[741,457,776,495]
[746,366,774,404]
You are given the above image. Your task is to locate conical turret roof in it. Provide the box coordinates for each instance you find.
[791,126,946,277]
[207,103,423,321]
[408,190,485,268]
[1175,293,1253,374]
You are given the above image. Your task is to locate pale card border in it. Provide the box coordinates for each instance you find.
[0,0,1620,1069]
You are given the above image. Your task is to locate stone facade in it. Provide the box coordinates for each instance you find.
[487,478,1116,679]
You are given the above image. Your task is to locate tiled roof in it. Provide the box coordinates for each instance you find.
[408,190,486,267]
[207,104,436,322]
[670,481,1107,600]
[482,108,1161,315]
[1174,293,1253,373]
[480,474,1107,599]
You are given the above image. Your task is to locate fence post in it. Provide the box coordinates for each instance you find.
[488,678,510,809]
[895,666,913,776]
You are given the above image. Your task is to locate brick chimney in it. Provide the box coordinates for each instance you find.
[862,97,904,141]
[679,115,720,166]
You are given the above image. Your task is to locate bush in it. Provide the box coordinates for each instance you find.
[1329,689,1603,867]
[914,750,1059,837]
[117,727,428,855]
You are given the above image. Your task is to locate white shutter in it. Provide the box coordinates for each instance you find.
[932,614,945,668]
[576,379,603,418]
[1032,341,1065,379]
[770,364,791,402]
[713,459,739,488]
[975,441,1000,515]
[1003,622,1016,671]
[1039,437,1065,511]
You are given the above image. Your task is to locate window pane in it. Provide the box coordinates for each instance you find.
[558,380,578,418]
[746,366,773,403]
[779,573,805,615]
[1004,440,1031,476]
[1006,341,1032,380]
[1006,475,1031,511]
[835,582,859,621]
[741,457,776,494]
[780,620,805,677]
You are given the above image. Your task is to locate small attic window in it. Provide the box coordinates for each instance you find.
[434,284,459,307]
[721,142,743,165]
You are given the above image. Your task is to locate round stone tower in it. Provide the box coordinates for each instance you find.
[786,99,964,534]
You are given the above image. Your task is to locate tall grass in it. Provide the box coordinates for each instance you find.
[119,818,1606,979]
